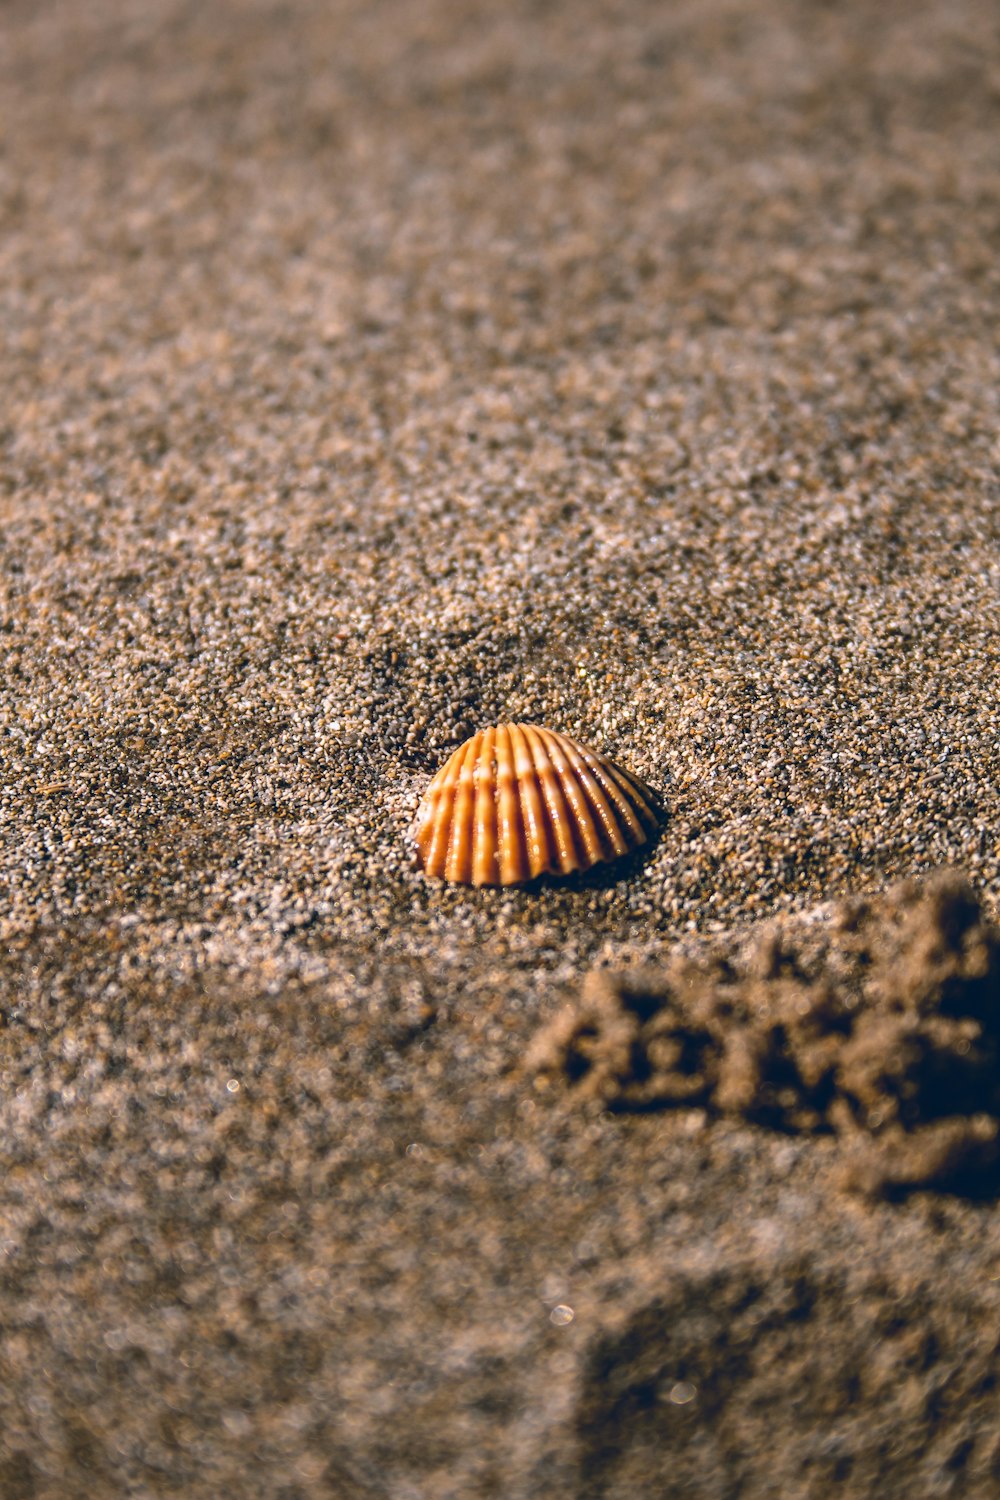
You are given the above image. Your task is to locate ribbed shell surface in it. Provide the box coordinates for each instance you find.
[414,724,660,886]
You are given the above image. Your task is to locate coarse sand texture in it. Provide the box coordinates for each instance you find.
[1,0,1000,1497]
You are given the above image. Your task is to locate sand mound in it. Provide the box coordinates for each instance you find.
[530,872,1000,1194]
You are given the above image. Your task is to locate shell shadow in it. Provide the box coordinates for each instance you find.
[512,788,667,895]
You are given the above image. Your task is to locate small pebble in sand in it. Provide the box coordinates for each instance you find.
[414,723,660,886]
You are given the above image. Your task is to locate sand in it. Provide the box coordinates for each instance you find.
[1,0,1000,1495]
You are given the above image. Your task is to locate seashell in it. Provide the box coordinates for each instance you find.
[414,723,660,886]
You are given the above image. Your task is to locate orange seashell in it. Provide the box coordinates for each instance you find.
[414,724,661,886]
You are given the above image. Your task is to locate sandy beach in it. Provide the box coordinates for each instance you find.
[2,0,999,1494]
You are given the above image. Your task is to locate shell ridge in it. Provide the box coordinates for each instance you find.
[543,728,611,868]
[538,727,595,871]
[597,755,659,830]
[445,734,479,882]
[549,728,596,872]
[494,724,507,885]
[524,725,579,874]
[511,722,551,878]
[560,739,629,858]
[589,771,643,845]
[421,747,461,877]
[574,748,647,845]
[472,725,498,885]
[613,763,661,828]
[519,724,558,875]
[496,724,527,885]
[486,725,504,886]
[493,726,505,884]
